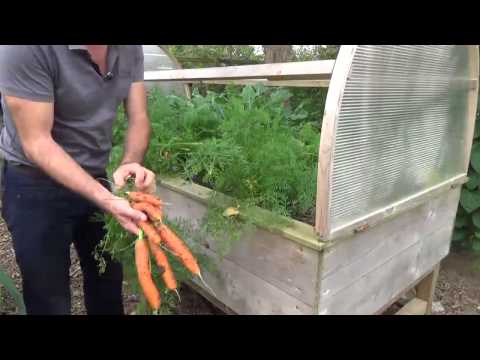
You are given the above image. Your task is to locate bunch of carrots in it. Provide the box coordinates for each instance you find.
[125,191,210,312]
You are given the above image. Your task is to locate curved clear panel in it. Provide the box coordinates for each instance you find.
[330,45,471,232]
[142,45,187,96]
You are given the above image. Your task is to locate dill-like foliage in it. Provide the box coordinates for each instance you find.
[119,85,321,220]
[99,84,323,313]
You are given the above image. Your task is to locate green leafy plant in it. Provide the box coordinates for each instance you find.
[99,84,324,313]
[454,92,480,254]
[110,85,321,226]
[0,267,26,315]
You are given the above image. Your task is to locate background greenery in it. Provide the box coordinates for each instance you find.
[454,91,480,253]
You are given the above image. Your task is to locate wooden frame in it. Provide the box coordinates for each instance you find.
[144,60,335,82]
[189,79,330,87]
[314,46,357,238]
[394,264,440,315]
[144,46,478,315]
[463,46,480,172]
[328,174,468,241]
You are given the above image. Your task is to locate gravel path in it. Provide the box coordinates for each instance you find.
[1,211,479,315]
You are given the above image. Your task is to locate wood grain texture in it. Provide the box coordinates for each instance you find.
[144,60,335,82]
[321,188,460,280]
[395,298,428,315]
[157,182,320,309]
[463,45,480,171]
[318,189,460,315]
[328,175,466,241]
[192,79,331,87]
[192,246,314,315]
[415,264,440,314]
[315,46,357,238]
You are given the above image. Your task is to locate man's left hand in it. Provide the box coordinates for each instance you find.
[113,162,156,193]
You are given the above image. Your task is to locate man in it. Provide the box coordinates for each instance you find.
[0,45,155,315]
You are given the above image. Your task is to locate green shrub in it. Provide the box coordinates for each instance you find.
[454,97,480,254]
[0,267,25,315]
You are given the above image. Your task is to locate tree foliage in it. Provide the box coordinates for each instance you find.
[166,45,262,68]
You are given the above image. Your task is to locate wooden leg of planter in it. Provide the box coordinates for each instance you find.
[414,264,440,315]
[395,298,428,315]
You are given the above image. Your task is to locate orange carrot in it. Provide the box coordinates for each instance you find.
[138,221,162,245]
[135,236,161,311]
[147,237,177,291]
[157,224,200,276]
[132,202,163,223]
[127,192,163,207]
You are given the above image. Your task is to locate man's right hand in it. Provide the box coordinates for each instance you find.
[103,195,147,235]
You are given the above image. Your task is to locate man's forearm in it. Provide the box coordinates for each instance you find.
[24,136,114,209]
[121,114,151,165]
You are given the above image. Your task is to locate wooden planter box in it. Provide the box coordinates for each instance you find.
[157,177,461,315]
[147,45,479,314]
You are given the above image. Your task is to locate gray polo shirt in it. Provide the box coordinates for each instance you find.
[0,45,144,174]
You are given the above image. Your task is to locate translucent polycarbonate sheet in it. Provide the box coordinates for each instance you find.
[329,45,471,232]
[142,45,187,96]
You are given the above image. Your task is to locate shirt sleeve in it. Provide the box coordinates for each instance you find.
[132,45,144,82]
[0,45,54,102]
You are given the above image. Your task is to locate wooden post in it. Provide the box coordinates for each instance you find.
[395,298,428,315]
[415,264,440,315]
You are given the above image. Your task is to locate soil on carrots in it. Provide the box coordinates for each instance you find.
[1,211,479,315]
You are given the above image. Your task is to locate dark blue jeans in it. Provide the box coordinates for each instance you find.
[1,163,124,315]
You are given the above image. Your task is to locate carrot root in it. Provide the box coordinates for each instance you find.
[174,289,181,302]
[135,236,161,311]
[127,191,163,207]
[138,221,162,245]
[197,272,216,297]
[147,238,178,291]
[132,202,163,223]
[157,224,200,275]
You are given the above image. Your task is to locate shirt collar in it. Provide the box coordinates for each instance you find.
[67,45,120,75]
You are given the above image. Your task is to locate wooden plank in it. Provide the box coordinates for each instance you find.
[321,188,460,280]
[192,79,331,88]
[328,175,466,241]
[395,298,428,315]
[415,265,440,315]
[321,224,453,315]
[463,45,480,172]
[320,208,456,301]
[319,224,453,315]
[319,240,422,314]
[185,281,237,315]
[191,246,314,315]
[318,190,459,315]
[374,263,440,315]
[156,181,321,307]
[158,176,324,251]
[144,60,335,82]
[315,46,357,238]
[416,228,451,281]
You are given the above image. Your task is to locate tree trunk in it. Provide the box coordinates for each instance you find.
[262,45,295,63]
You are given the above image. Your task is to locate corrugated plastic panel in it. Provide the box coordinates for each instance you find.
[330,45,471,232]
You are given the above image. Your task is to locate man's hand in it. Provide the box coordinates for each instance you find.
[103,195,147,235]
[113,162,156,193]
